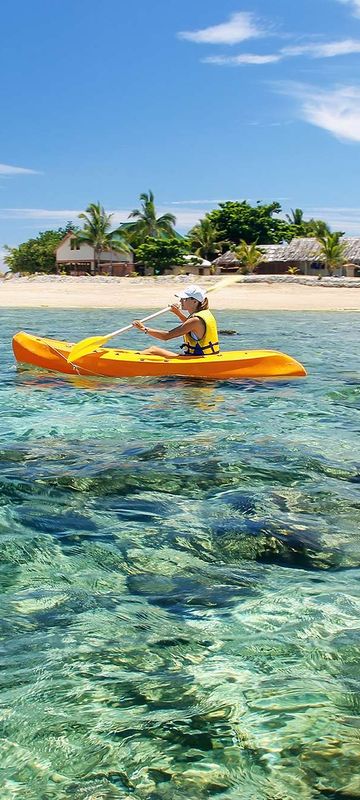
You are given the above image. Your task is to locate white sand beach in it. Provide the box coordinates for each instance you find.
[1,275,360,311]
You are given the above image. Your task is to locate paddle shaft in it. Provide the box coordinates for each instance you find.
[107,306,171,340]
[67,273,242,362]
[106,275,241,341]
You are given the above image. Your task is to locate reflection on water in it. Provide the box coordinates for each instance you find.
[1,310,360,799]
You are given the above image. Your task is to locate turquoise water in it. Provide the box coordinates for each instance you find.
[1,308,360,800]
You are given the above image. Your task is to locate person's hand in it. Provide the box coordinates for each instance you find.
[132,320,146,331]
[170,303,181,315]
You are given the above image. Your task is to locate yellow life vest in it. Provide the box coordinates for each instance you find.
[182,309,220,356]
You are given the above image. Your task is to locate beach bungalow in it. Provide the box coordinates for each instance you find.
[212,251,240,273]
[55,232,134,276]
[213,238,360,276]
[258,238,360,276]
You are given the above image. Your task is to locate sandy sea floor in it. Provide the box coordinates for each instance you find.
[1,275,360,310]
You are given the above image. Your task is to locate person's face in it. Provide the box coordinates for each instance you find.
[180,296,198,313]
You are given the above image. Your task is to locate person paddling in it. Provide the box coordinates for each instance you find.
[132,284,220,358]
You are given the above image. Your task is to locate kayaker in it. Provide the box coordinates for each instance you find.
[132,284,220,358]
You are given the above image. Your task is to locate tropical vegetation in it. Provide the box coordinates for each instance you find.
[123,190,176,247]
[316,231,346,276]
[3,191,349,275]
[75,202,130,274]
[307,219,333,238]
[187,218,226,261]
[286,208,305,227]
[235,241,264,274]
[205,201,294,246]
[4,223,76,274]
[135,237,189,275]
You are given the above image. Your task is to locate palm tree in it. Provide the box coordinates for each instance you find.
[306,219,331,238]
[286,208,304,226]
[126,190,176,243]
[235,240,264,273]
[76,202,130,274]
[316,231,346,276]
[187,218,226,261]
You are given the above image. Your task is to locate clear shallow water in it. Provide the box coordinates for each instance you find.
[1,308,360,800]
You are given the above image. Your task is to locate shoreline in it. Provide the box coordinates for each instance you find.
[1,275,360,311]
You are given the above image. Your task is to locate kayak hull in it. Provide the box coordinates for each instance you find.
[12,332,307,380]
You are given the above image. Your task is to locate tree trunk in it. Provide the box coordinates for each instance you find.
[93,248,101,275]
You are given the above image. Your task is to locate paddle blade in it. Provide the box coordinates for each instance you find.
[67,335,110,363]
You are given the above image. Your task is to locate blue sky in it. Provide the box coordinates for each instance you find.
[1,0,360,266]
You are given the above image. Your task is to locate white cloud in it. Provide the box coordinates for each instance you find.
[282,38,360,57]
[204,53,281,65]
[202,38,360,68]
[338,0,360,17]
[0,163,40,175]
[276,83,360,142]
[0,208,81,220]
[178,12,264,45]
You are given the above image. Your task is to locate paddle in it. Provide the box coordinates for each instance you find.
[67,307,172,364]
[67,272,242,364]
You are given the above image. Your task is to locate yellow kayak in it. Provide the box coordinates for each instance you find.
[12,331,307,380]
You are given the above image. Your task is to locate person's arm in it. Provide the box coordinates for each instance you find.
[132,317,202,342]
[169,303,188,322]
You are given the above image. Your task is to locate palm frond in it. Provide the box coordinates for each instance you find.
[157,213,177,226]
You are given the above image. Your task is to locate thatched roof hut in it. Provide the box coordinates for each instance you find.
[212,250,241,270]
[212,238,360,276]
[260,237,360,264]
[258,237,360,276]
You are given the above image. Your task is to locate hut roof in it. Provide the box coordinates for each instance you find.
[281,238,321,261]
[259,244,285,261]
[212,250,241,267]
[260,237,360,263]
[343,238,360,261]
[258,238,322,262]
[212,238,360,267]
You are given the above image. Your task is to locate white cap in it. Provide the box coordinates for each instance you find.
[175,284,206,303]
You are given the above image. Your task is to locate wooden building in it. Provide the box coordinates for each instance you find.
[56,233,133,276]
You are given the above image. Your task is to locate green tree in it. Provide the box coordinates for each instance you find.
[316,231,346,276]
[125,190,176,244]
[206,201,293,246]
[187,218,226,261]
[235,240,264,274]
[4,223,77,274]
[76,202,130,274]
[135,237,189,275]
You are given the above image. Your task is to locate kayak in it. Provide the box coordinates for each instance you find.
[12,332,307,380]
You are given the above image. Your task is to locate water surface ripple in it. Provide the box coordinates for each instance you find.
[1,309,360,800]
